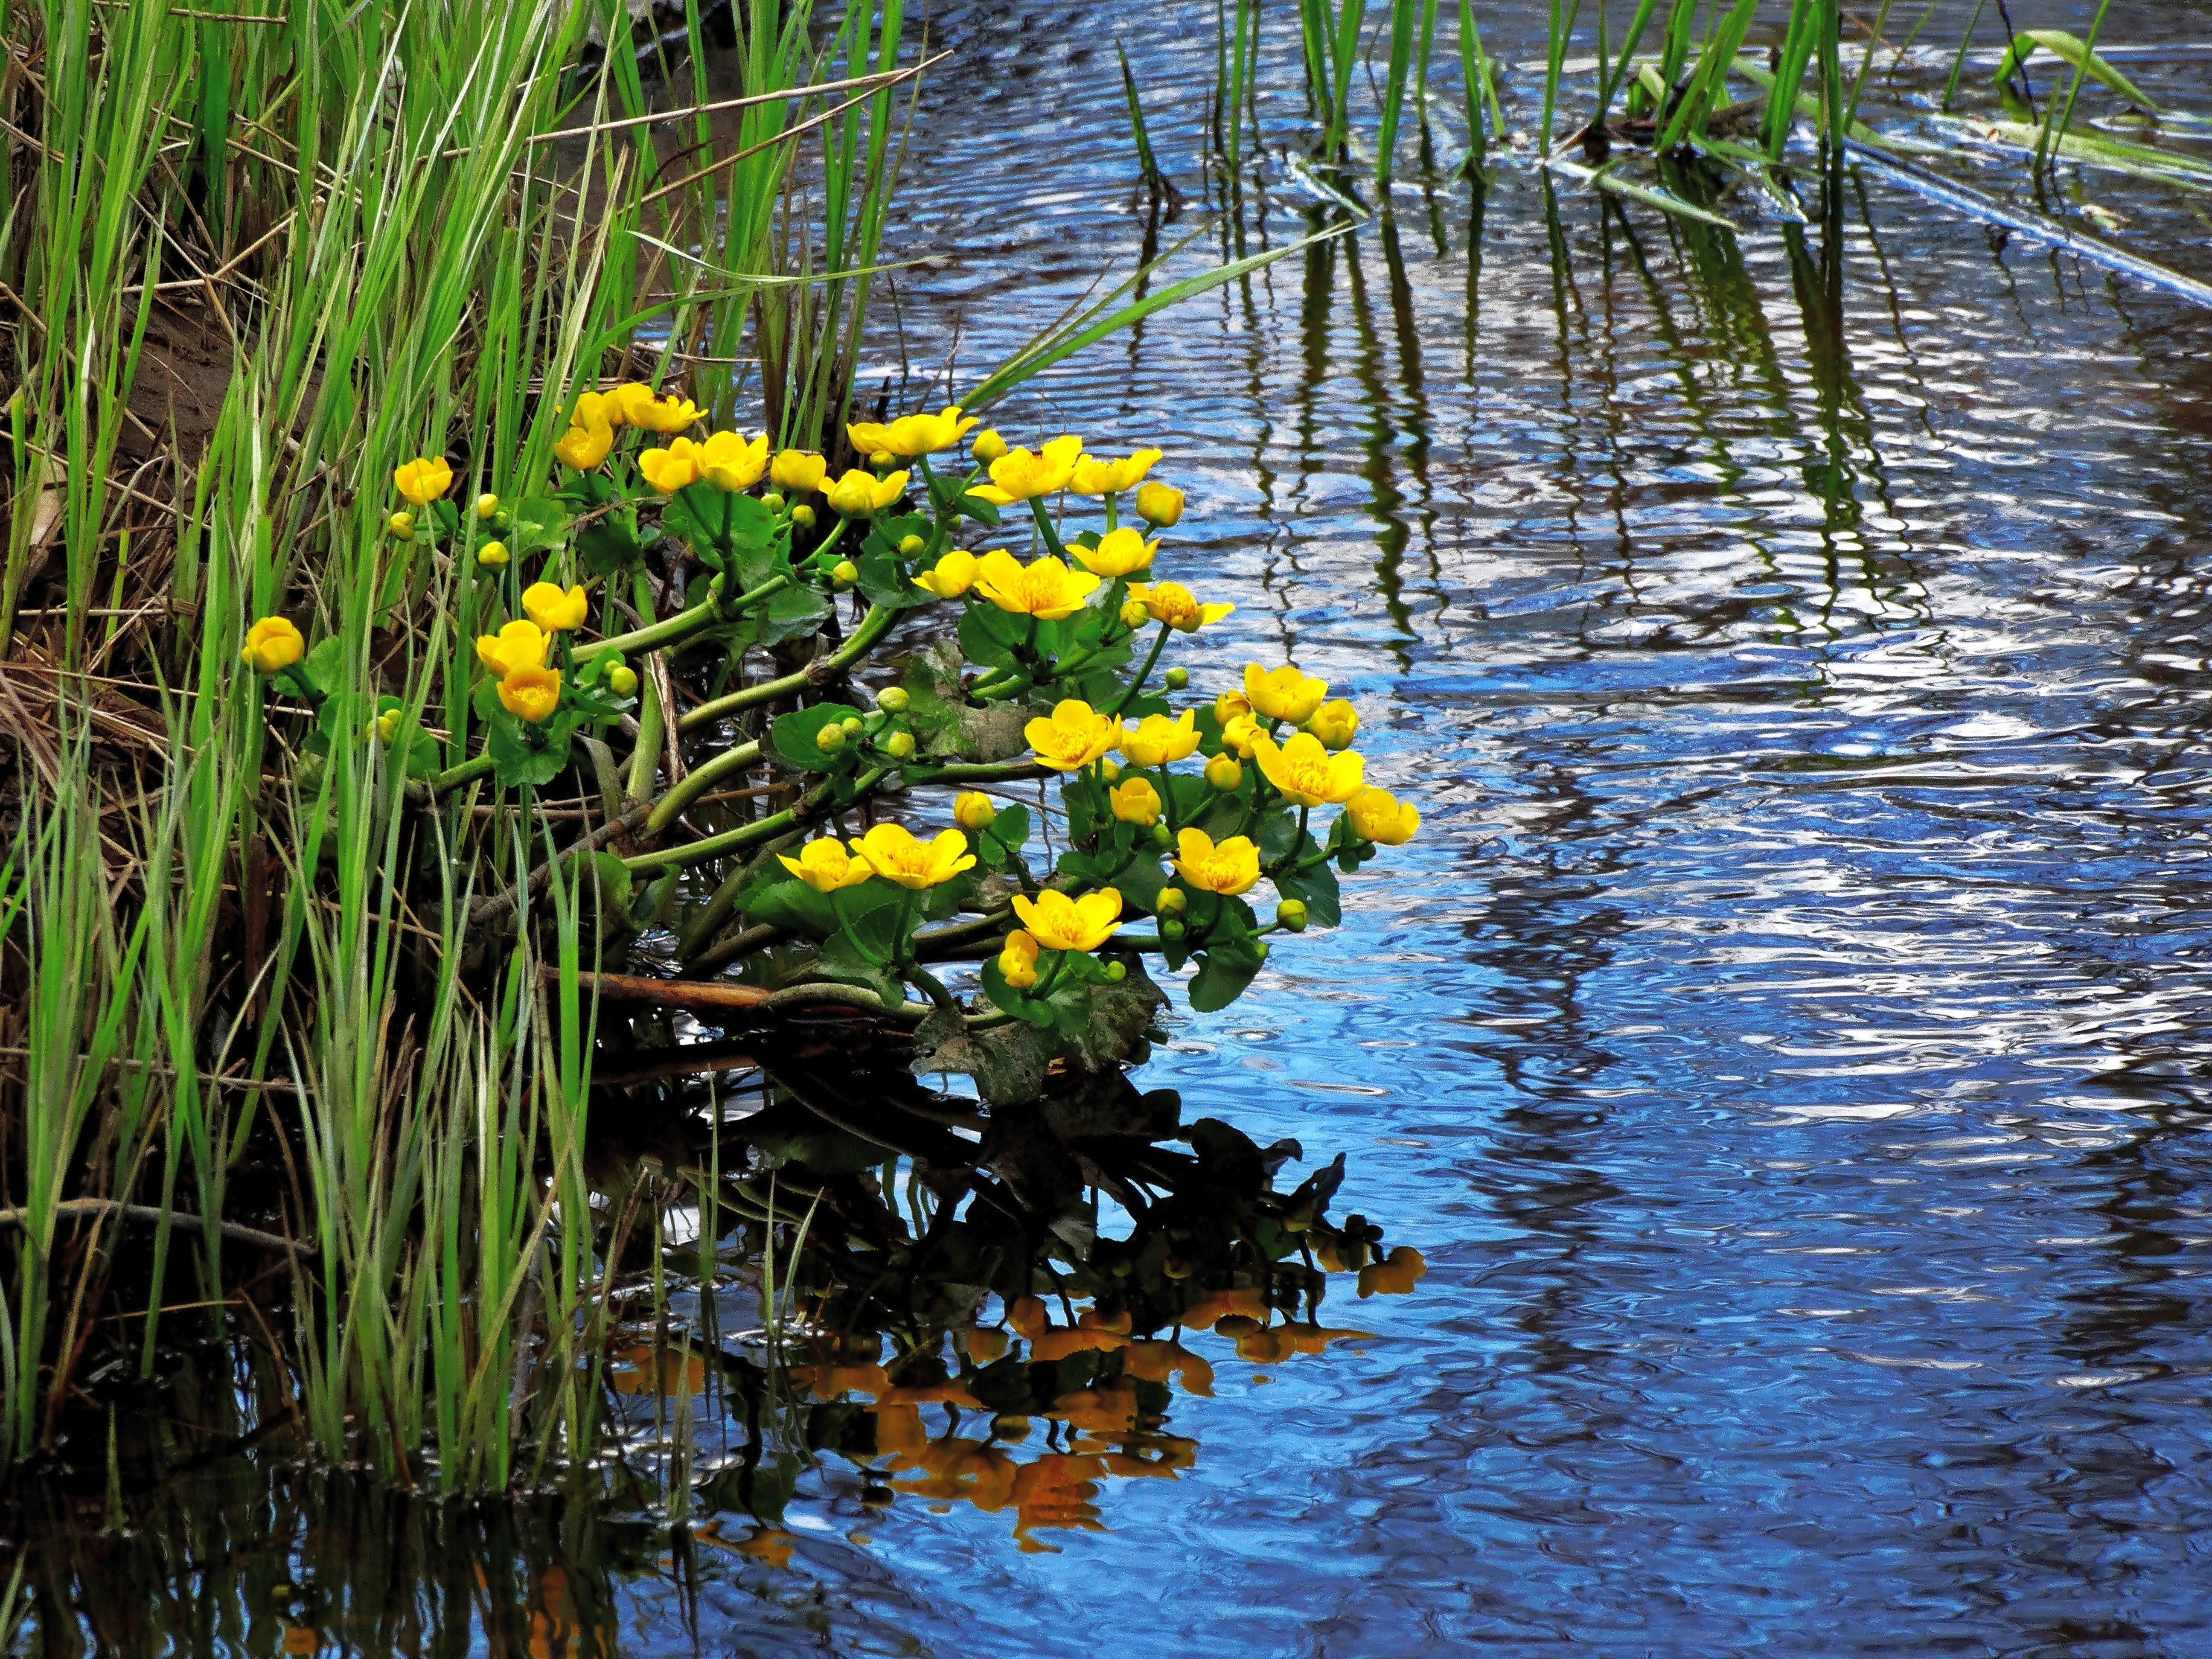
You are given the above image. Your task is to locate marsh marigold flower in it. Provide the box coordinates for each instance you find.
[826,467,910,517]
[476,619,549,679]
[1109,777,1161,826]
[1069,448,1162,497]
[554,416,614,471]
[770,449,827,494]
[973,550,1100,620]
[240,616,304,674]
[1135,481,1184,527]
[637,437,705,494]
[778,838,876,893]
[1025,699,1120,771]
[1303,698,1358,751]
[971,435,1083,505]
[1173,827,1261,896]
[1252,731,1365,807]
[1071,526,1158,578]
[522,582,590,633]
[1220,713,1263,757]
[393,456,453,504]
[476,540,509,568]
[618,384,704,433]
[972,429,1008,464]
[1203,752,1243,791]
[1346,787,1420,846]
[915,548,979,599]
[1118,709,1199,768]
[1128,580,1232,633]
[1243,662,1328,726]
[573,390,618,429]
[867,405,978,458]
[998,929,1041,989]
[699,430,770,492]
[1011,887,1124,952]
[850,823,977,890]
[953,791,998,831]
[1119,596,1149,631]
[497,663,561,724]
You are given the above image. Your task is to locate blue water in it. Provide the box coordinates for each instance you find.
[26,3,2212,1655]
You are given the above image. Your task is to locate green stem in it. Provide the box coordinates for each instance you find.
[644,739,763,835]
[1107,623,1171,716]
[623,767,888,874]
[1027,497,1068,561]
[573,572,791,663]
[676,602,896,734]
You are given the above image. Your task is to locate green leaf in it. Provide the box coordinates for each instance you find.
[771,703,864,773]
[1188,936,1265,1013]
[855,549,934,611]
[299,635,344,699]
[958,604,1029,671]
[509,495,572,556]
[1272,852,1341,929]
[734,582,831,648]
[488,716,573,789]
[981,955,1056,1027]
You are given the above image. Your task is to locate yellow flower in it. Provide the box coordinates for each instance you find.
[1128,581,1233,633]
[553,416,614,471]
[522,582,590,633]
[497,663,561,724]
[771,449,827,494]
[475,619,550,679]
[825,467,910,517]
[1010,887,1123,952]
[1024,699,1120,771]
[953,791,998,831]
[699,430,770,492]
[1303,698,1358,751]
[1243,662,1328,726]
[973,550,1100,620]
[1220,713,1263,757]
[1135,481,1184,527]
[1118,709,1199,768]
[998,929,1041,989]
[1252,731,1365,807]
[1173,827,1260,896]
[914,549,978,599]
[476,493,500,520]
[1070,526,1158,578]
[1109,777,1161,826]
[777,837,876,893]
[1204,753,1243,791]
[387,510,415,539]
[637,437,705,494]
[240,616,304,674]
[850,823,978,890]
[616,384,704,433]
[573,390,618,429]
[1347,787,1420,846]
[1215,689,1252,724]
[1069,447,1162,497]
[393,456,453,505]
[970,434,1083,505]
[844,419,893,457]
[972,429,1007,464]
[878,405,978,457]
[476,540,509,568]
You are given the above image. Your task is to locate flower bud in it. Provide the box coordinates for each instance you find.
[607,664,638,696]
[876,685,910,713]
[870,450,895,469]
[972,429,1007,464]
[816,724,847,753]
[475,493,500,521]
[370,709,400,744]
[885,730,916,759]
[1163,1256,1193,1280]
[1163,666,1188,690]
[762,492,786,512]
[1104,960,1127,983]
[1161,917,1185,940]
[1254,941,1271,963]
[1150,822,1172,848]
[387,511,415,541]
[1155,887,1187,916]
[1119,597,1149,631]
[1097,757,1121,783]
[898,533,926,557]
[1135,481,1184,527]
[1205,753,1243,791]
[476,539,509,568]
[954,791,998,831]
[830,559,860,591]
[792,504,817,529]
[1277,899,1309,933]
[841,716,865,737]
